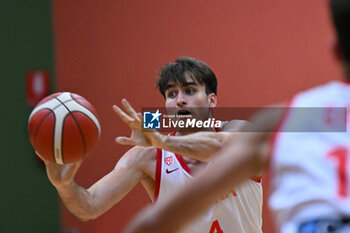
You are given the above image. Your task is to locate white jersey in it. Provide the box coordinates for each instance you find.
[270,81,350,233]
[155,146,263,233]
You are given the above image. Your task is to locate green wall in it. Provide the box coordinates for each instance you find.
[0,1,59,232]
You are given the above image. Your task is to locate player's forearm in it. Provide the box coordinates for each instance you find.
[155,132,236,161]
[55,181,99,221]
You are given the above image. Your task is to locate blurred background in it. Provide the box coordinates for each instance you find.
[0,0,341,232]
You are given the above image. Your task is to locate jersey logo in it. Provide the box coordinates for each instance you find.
[166,168,179,174]
[164,156,173,165]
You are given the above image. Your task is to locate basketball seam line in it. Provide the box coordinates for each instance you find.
[54,96,87,163]
[32,108,56,163]
[70,94,100,133]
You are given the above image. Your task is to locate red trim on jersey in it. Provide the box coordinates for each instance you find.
[175,154,192,175]
[154,148,162,201]
[251,176,262,183]
[169,131,176,136]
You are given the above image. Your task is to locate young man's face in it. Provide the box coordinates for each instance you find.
[164,75,217,122]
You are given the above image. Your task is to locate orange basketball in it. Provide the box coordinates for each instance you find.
[28,92,101,164]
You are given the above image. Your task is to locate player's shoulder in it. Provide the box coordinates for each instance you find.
[293,81,340,106]
[301,81,339,95]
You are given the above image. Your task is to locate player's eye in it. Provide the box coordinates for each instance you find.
[185,88,195,95]
[166,90,177,98]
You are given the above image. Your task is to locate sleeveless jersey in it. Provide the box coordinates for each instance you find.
[269,81,350,233]
[155,147,263,233]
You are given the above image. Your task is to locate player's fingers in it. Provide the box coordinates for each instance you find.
[121,99,140,120]
[113,105,134,123]
[137,112,144,124]
[115,136,135,145]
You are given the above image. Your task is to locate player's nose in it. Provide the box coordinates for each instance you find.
[176,91,187,107]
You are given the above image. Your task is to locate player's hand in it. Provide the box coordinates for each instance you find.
[35,151,82,188]
[113,99,164,147]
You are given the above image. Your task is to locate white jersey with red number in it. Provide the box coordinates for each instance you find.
[270,81,350,233]
[155,147,263,233]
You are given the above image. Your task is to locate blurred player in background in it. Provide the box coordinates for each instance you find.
[38,57,263,232]
[123,1,350,233]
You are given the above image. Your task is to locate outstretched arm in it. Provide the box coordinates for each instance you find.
[38,146,155,221]
[153,122,248,161]
[113,99,250,161]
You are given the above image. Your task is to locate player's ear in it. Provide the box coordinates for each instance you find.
[208,93,217,108]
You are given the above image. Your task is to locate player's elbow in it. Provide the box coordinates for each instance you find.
[72,205,102,222]
[75,211,99,222]
[78,215,92,222]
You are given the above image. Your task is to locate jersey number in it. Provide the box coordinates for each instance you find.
[327,147,348,198]
[209,220,223,233]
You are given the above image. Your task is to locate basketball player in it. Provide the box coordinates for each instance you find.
[38,57,263,232]
[122,1,350,233]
